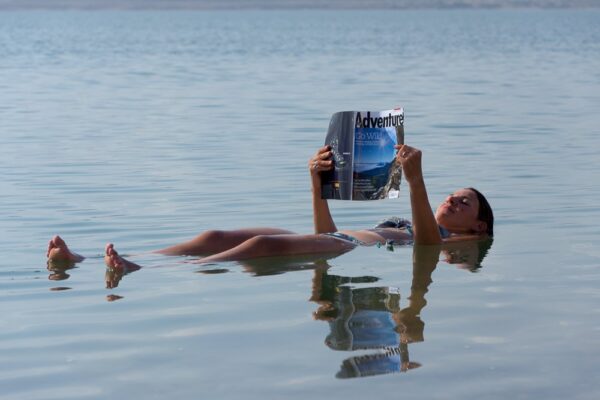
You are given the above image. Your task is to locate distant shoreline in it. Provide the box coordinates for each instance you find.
[0,0,598,11]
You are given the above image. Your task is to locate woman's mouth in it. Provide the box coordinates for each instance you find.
[442,203,455,213]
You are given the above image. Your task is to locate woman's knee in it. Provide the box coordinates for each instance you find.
[195,230,226,243]
[244,235,288,254]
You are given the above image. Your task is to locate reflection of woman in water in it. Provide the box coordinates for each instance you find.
[46,145,493,271]
[310,240,493,379]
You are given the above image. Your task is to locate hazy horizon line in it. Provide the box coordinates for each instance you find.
[1,0,599,11]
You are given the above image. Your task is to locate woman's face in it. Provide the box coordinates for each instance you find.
[435,188,485,234]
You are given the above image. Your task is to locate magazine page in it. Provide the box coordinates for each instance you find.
[321,108,404,200]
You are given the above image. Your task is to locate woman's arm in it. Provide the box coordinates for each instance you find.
[396,145,442,245]
[309,145,337,234]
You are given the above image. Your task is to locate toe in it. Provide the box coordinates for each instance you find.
[53,235,66,247]
[107,252,120,268]
[47,248,57,259]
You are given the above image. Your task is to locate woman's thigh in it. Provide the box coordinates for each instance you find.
[201,228,296,249]
[264,234,356,255]
[206,234,357,261]
[197,232,359,263]
[159,227,296,256]
[226,227,296,237]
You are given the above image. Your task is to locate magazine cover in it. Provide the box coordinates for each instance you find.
[321,108,404,200]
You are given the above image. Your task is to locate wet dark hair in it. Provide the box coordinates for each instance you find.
[445,237,494,272]
[470,238,494,272]
[476,238,493,268]
[468,187,494,237]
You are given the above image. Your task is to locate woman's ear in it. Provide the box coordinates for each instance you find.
[474,221,487,235]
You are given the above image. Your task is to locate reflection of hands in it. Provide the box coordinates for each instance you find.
[394,308,425,344]
[312,302,337,321]
[309,145,333,183]
[395,144,423,186]
[401,361,422,373]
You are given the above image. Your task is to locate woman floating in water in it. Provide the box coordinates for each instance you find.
[46,144,493,271]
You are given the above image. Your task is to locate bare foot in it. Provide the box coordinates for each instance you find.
[104,243,142,273]
[47,235,85,263]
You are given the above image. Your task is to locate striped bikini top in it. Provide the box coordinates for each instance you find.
[374,217,451,239]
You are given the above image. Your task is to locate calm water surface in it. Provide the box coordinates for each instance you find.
[1,9,599,399]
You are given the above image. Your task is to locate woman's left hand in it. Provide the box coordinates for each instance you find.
[395,144,424,186]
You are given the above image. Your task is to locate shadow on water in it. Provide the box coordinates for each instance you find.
[46,254,142,294]
[196,252,346,276]
[213,239,493,379]
[43,239,493,377]
[310,239,493,379]
[46,259,77,289]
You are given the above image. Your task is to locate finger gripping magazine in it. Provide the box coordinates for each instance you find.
[321,108,404,200]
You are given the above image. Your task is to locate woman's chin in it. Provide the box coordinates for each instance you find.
[435,215,452,227]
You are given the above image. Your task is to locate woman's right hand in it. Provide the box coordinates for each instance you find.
[308,145,333,180]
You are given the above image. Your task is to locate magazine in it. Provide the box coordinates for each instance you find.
[321,108,404,200]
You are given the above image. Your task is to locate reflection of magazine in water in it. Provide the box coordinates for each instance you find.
[325,286,402,352]
[336,346,421,379]
[321,108,404,200]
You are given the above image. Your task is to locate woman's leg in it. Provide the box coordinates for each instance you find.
[102,234,354,270]
[46,228,294,263]
[197,234,356,263]
[155,228,295,256]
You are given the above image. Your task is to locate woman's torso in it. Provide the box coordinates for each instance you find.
[338,228,414,246]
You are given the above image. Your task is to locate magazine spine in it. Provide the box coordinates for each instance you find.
[350,112,356,200]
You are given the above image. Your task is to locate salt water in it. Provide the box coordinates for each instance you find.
[1,9,599,399]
